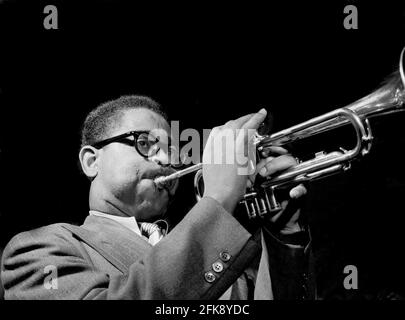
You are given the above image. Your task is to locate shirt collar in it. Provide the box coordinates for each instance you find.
[89,210,142,236]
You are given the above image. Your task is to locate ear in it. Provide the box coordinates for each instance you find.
[79,146,100,179]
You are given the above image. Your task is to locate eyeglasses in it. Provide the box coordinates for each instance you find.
[92,130,165,158]
[91,130,182,167]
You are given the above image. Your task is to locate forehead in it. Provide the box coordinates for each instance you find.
[112,108,170,136]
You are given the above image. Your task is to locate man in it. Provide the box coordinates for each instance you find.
[1,95,312,299]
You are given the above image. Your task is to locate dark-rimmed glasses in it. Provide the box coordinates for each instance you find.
[92,131,169,160]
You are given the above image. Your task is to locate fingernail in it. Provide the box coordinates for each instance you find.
[258,108,267,115]
[259,167,267,176]
[290,189,299,199]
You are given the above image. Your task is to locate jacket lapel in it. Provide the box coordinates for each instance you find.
[62,215,152,274]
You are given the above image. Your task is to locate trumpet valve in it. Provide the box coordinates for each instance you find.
[263,188,282,213]
[240,188,280,219]
[240,191,260,219]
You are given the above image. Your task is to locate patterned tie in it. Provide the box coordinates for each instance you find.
[140,222,165,245]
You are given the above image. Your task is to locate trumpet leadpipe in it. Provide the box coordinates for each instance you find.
[154,163,203,187]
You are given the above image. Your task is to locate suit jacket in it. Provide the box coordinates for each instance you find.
[0,197,312,300]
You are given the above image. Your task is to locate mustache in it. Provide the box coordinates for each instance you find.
[141,166,177,180]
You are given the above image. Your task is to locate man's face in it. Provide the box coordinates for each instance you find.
[93,108,176,221]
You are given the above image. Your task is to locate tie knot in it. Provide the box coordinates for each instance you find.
[139,221,167,245]
[140,222,161,237]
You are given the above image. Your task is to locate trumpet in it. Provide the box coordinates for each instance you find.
[155,47,405,219]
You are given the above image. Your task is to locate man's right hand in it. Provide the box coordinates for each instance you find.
[202,109,267,214]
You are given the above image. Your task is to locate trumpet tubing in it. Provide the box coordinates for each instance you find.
[156,47,405,219]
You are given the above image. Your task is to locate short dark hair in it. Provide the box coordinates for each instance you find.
[80,95,168,148]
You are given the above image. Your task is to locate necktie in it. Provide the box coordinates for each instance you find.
[140,222,165,245]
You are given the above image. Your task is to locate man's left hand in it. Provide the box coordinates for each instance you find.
[252,146,307,235]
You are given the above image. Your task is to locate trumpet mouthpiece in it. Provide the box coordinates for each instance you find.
[154,176,167,187]
[154,175,178,191]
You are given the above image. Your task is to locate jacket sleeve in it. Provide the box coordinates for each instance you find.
[1,197,261,300]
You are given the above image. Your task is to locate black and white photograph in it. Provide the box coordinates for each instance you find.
[0,0,405,311]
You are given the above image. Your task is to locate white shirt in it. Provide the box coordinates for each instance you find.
[89,210,143,237]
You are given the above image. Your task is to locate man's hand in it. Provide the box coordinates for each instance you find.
[255,146,307,235]
[202,109,267,214]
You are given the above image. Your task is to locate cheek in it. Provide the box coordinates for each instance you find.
[135,179,157,198]
[100,153,141,188]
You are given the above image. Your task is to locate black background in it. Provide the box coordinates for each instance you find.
[1,0,405,299]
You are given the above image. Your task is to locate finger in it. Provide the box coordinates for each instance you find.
[289,184,307,199]
[223,119,235,128]
[258,154,297,177]
[260,146,289,157]
[256,157,275,175]
[241,108,267,130]
[228,113,256,129]
[208,126,221,137]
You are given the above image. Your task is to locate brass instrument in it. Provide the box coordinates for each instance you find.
[155,47,405,219]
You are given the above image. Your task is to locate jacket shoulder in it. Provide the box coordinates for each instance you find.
[2,222,84,263]
[7,222,79,243]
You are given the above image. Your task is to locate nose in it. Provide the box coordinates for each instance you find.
[149,148,171,167]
